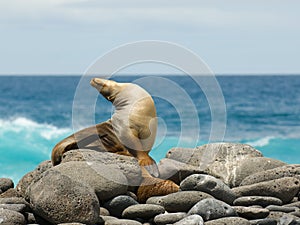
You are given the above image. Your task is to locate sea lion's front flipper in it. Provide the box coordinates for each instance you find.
[51,123,107,166]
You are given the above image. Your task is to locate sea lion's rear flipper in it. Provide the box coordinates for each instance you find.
[139,157,160,178]
[51,135,79,166]
[137,177,179,202]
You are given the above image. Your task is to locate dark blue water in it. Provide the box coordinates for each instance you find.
[1,75,300,183]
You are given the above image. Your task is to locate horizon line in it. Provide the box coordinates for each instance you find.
[0,73,300,76]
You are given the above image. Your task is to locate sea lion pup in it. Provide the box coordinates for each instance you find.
[51,78,159,177]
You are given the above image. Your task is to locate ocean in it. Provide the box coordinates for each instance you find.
[1,75,300,183]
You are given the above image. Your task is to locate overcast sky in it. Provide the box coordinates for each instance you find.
[0,0,299,75]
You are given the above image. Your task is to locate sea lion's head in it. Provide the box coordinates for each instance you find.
[90,78,127,102]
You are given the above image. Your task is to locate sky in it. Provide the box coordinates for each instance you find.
[0,0,300,75]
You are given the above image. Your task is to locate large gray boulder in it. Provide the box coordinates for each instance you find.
[61,150,142,186]
[166,143,262,186]
[158,158,204,184]
[240,164,300,186]
[52,161,128,201]
[229,157,286,187]
[28,170,100,224]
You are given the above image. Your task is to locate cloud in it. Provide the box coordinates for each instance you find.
[1,0,299,31]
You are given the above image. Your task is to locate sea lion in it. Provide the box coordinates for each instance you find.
[51,78,159,177]
[51,78,179,201]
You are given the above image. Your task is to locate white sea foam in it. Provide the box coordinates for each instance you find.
[246,136,275,147]
[0,117,72,140]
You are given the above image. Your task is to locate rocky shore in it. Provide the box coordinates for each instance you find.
[1,143,300,225]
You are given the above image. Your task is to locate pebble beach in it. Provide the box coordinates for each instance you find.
[0,142,300,225]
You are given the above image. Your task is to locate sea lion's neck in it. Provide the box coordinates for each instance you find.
[112,84,148,111]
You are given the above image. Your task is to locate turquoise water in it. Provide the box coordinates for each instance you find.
[0,75,300,183]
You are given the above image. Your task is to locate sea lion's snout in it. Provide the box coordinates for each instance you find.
[90,78,118,102]
[90,78,105,90]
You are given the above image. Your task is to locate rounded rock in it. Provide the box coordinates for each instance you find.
[266,205,297,213]
[173,214,204,225]
[188,198,237,221]
[180,174,236,204]
[153,191,213,212]
[267,211,300,221]
[28,169,100,225]
[122,204,165,220]
[104,195,138,218]
[240,164,300,186]
[233,206,270,219]
[205,217,250,225]
[0,197,30,211]
[234,196,283,207]
[249,218,277,225]
[0,208,26,225]
[232,177,300,204]
[0,203,26,213]
[0,178,14,193]
[154,212,186,225]
[105,219,142,225]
